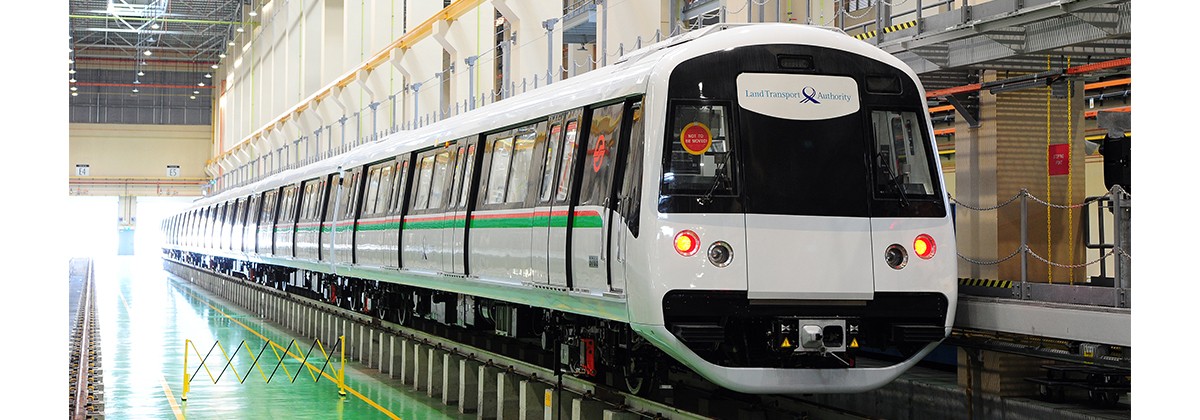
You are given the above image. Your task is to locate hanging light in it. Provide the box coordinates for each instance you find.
[69,78,77,83]
[249,10,258,17]
[68,69,76,74]
[205,73,213,78]
[190,95,197,99]
[133,79,141,84]
[71,92,79,97]
[219,53,227,59]
[132,88,139,93]
[70,86,78,91]
[198,82,205,87]
[143,50,153,56]
[138,70,145,76]
[212,64,219,69]
[193,90,200,94]
[236,27,245,33]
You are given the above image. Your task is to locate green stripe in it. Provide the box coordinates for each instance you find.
[358,221,403,231]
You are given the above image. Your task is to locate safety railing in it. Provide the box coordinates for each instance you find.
[181,336,346,401]
[952,185,1131,308]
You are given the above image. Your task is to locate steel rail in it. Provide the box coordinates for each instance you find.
[72,260,94,420]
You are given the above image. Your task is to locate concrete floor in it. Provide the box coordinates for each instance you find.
[91,256,471,419]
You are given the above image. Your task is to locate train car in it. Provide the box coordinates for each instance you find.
[164,23,956,394]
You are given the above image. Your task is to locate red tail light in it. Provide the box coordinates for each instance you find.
[913,234,936,259]
[674,230,700,256]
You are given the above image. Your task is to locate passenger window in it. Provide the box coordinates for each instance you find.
[555,120,580,203]
[485,137,514,204]
[377,164,394,213]
[620,102,645,237]
[506,128,538,203]
[458,145,476,208]
[391,160,409,213]
[449,147,466,207]
[413,155,436,210]
[364,167,381,215]
[343,171,361,218]
[662,103,735,196]
[539,124,562,203]
[429,151,452,209]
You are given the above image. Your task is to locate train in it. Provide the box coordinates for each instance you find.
[163,23,957,395]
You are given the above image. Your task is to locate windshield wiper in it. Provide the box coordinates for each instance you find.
[876,152,910,208]
[697,151,731,206]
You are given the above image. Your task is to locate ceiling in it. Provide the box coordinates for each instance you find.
[68,0,253,123]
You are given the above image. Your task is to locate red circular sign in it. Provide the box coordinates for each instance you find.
[680,122,712,155]
[592,135,608,172]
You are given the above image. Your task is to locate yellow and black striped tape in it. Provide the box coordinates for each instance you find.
[854,20,917,40]
[958,278,1014,289]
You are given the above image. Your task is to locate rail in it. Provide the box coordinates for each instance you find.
[951,185,1131,308]
[70,259,98,420]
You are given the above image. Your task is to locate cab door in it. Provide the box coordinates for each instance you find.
[610,99,645,293]
[570,101,627,293]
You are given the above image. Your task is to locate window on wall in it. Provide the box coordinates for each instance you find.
[846,0,876,12]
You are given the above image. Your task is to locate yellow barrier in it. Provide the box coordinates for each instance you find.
[181,336,345,402]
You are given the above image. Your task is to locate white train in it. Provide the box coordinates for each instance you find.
[163,23,957,394]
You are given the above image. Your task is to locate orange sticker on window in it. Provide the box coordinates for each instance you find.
[680,122,712,155]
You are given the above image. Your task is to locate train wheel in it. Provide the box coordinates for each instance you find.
[620,343,657,396]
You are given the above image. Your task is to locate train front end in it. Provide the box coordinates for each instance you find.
[627,24,957,394]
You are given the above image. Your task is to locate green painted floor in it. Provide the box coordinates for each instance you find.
[94,256,471,420]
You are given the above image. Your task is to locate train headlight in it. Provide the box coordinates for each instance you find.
[674,230,700,257]
[707,241,733,267]
[884,244,908,270]
[913,234,936,259]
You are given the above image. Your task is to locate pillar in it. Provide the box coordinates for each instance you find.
[118,196,136,255]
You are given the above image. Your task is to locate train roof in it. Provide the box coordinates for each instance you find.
[186,23,920,211]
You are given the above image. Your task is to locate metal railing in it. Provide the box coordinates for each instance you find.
[952,185,1131,308]
[181,336,346,401]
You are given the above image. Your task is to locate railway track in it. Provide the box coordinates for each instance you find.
[69,258,103,419]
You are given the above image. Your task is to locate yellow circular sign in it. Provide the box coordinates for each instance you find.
[679,122,713,156]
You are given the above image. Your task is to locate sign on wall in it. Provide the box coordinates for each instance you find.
[75,164,90,176]
[167,165,180,177]
[1048,144,1070,176]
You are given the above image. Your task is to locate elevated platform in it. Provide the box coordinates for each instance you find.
[956,294,1130,348]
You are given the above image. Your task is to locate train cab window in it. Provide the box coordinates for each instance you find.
[485,136,514,204]
[554,120,581,203]
[870,110,936,197]
[413,155,436,210]
[579,103,624,206]
[662,103,735,197]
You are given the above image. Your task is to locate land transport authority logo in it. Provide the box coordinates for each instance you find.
[736,73,860,120]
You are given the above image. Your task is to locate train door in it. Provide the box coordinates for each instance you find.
[570,101,626,292]
[544,110,584,287]
[385,158,411,268]
[444,138,477,274]
[334,167,365,264]
[610,99,645,292]
[319,172,339,262]
[531,113,567,284]
[402,146,455,274]
[257,190,279,255]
